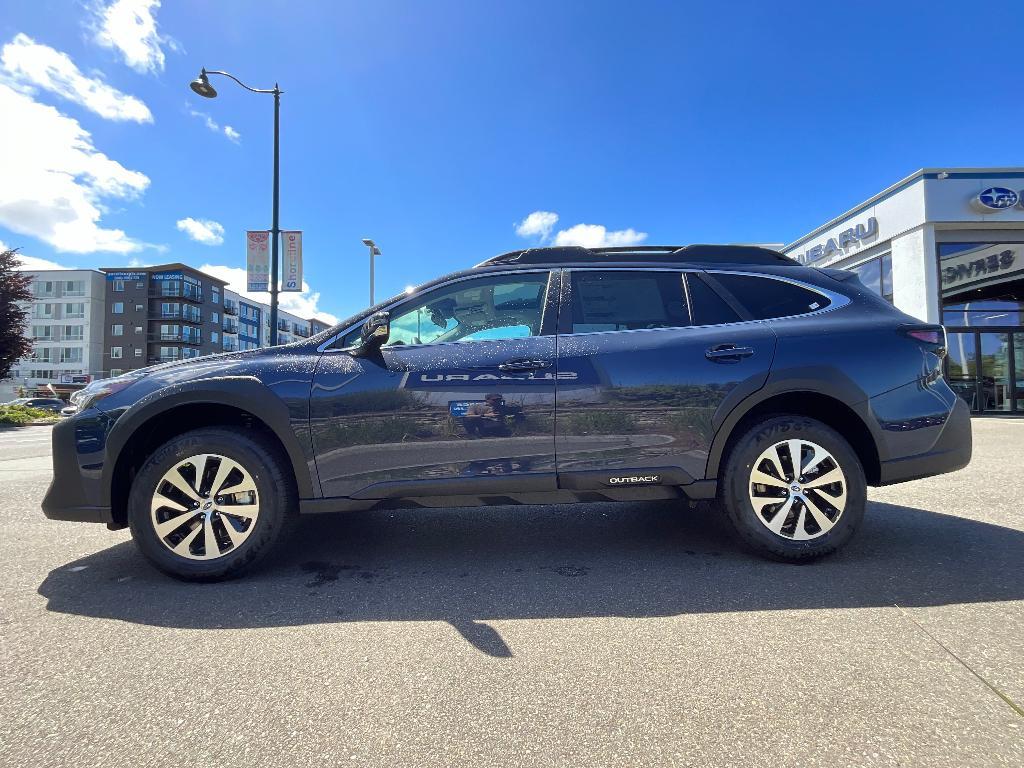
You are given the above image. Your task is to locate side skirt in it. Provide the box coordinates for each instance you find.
[299,479,718,514]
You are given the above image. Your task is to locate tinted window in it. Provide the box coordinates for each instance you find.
[711,273,829,319]
[685,273,741,325]
[340,273,551,348]
[569,271,689,333]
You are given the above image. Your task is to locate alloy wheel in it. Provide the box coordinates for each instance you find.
[748,438,847,541]
[150,454,260,560]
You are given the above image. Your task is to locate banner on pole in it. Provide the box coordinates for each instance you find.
[246,231,270,291]
[281,231,302,292]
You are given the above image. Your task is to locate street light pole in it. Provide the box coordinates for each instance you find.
[362,238,381,305]
[189,68,283,346]
[270,85,281,345]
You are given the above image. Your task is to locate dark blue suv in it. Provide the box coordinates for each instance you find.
[43,245,972,580]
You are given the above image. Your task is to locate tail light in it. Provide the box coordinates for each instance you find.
[901,324,947,358]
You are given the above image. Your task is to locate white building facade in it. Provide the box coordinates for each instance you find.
[783,168,1024,415]
[8,269,107,396]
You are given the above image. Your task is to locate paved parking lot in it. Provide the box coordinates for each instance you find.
[1,420,1022,767]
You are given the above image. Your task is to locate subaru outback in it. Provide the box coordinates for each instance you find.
[42,245,972,580]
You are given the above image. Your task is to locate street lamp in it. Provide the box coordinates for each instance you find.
[189,67,284,346]
[362,238,382,305]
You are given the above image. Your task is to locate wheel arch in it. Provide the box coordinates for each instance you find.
[708,388,882,486]
[103,377,314,527]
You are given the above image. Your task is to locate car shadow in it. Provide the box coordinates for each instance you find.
[38,501,1024,657]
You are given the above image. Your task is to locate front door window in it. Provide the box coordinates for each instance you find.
[385,273,550,346]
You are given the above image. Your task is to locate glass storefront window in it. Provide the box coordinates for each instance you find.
[1015,334,1024,412]
[946,332,977,409]
[849,253,893,303]
[942,299,1024,328]
[939,242,1024,324]
[880,253,893,303]
[979,332,1012,412]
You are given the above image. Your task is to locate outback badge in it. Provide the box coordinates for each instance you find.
[607,475,661,485]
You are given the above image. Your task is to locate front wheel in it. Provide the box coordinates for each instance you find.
[127,427,297,581]
[721,415,866,562]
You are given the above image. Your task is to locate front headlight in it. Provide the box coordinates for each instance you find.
[71,372,147,412]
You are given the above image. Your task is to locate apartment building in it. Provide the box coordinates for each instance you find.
[8,270,106,396]
[224,288,328,349]
[100,264,228,376]
[5,265,335,398]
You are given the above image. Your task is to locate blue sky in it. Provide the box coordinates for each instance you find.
[2,0,1022,323]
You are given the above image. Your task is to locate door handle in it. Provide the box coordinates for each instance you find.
[705,344,755,362]
[498,359,552,372]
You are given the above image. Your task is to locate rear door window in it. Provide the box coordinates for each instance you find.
[709,273,830,319]
[684,273,742,325]
[567,271,690,333]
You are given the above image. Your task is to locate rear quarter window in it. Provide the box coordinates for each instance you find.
[710,273,830,320]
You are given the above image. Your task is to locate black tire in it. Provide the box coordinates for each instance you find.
[127,427,297,581]
[720,414,866,562]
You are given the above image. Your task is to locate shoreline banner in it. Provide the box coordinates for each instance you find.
[246,231,270,292]
[282,231,302,292]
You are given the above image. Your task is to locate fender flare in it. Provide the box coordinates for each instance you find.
[704,370,882,479]
[102,376,315,505]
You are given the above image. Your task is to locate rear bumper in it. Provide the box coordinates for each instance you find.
[877,396,972,485]
[41,416,112,524]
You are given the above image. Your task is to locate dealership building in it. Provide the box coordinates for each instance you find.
[782,168,1024,415]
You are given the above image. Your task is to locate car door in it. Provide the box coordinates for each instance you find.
[554,268,776,489]
[310,270,560,499]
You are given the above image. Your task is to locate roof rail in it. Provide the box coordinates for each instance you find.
[475,244,797,268]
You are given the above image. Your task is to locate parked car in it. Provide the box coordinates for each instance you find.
[43,245,971,580]
[4,397,66,413]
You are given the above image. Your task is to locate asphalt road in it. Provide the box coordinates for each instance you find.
[2,420,1022,767]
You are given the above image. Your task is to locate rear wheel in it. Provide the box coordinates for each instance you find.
[127,427,297,581]
[721,415,866,561]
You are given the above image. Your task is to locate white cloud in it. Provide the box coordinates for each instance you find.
[188,107,218,132]
[552,223,648,248]
[198,264,339,325]
[0,33,151,122]
[187,105,241,143]
[92,0,169,75]
[15,254,72,270]
[515,211,558,240]
[515,210,648,248]
[176,217,225,246]
[0,82,150,253]
[2,240,70,270]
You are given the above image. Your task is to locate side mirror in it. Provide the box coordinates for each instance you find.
[354,310,390,355]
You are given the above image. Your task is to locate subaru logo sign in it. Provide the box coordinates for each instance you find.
[975,187,1020,211]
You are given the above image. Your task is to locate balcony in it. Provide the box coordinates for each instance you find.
[151,333,203,345]
[150,286,203,303]
[222,341,238,352]
[148,355,180,364]
[223,300,238,316]
[222,320,239,334]
[294,327,310,338]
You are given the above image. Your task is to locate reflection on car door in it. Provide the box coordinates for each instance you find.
[310,271,559,499]
[555,269,776,488]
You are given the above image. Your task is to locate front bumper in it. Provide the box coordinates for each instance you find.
[877,395,972,485]
[41,414,113,524]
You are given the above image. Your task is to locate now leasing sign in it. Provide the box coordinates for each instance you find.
[246,231,270,292]
[282,231,302,292]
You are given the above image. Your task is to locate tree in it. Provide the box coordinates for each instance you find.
[0,248,34,381]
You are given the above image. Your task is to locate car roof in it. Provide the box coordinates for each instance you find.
[475,244,798,268]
